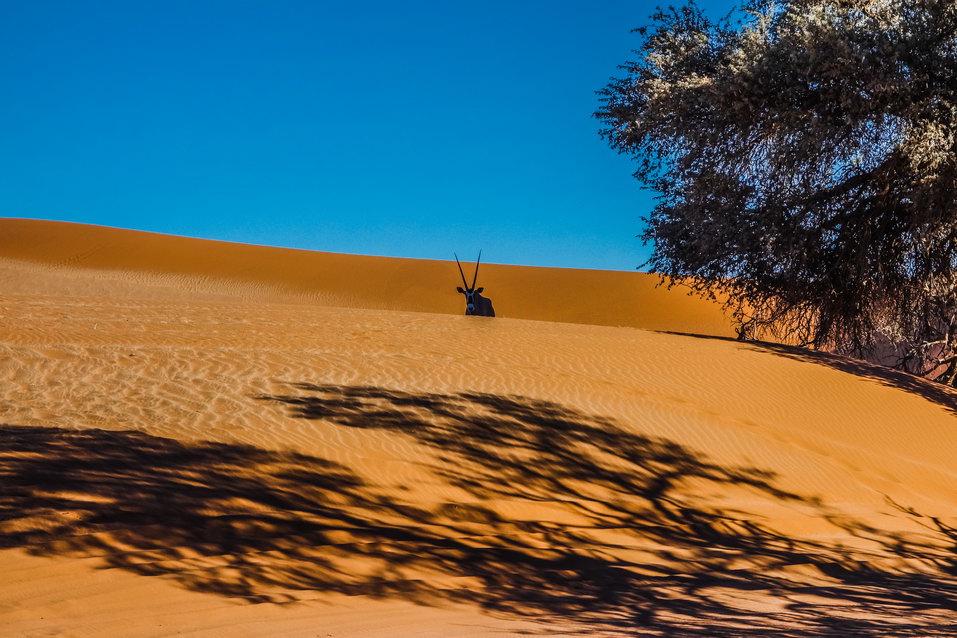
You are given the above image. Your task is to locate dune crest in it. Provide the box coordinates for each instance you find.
[0,218,734,334]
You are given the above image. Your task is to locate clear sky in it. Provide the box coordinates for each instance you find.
[1,0,736,271]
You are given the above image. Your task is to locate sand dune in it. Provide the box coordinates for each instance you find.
[2,218,957,635]
[0,218,734,335]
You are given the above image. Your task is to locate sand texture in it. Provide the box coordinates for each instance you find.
[3,219,957,636]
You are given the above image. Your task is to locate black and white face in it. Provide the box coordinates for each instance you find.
[456,286,483,314]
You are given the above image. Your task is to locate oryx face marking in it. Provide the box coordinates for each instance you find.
[457,286,485,314]
[454,251,495,317]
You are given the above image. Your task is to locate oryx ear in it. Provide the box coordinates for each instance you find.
[475,287,484,293]
[456,287,465,293]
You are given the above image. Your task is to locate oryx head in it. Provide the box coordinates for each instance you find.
[454,250,485,315]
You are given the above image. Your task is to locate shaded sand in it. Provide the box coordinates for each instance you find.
[2,219,957,635]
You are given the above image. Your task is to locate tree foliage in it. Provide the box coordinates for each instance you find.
[596,0,957,384]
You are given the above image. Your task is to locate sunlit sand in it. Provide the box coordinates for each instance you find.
[3,218,957,636]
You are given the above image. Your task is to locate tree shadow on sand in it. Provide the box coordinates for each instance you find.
[1,387,956,635]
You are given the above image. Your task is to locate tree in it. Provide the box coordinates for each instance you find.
[596,0,957,384]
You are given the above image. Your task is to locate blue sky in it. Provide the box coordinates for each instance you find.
[1,1,736,270]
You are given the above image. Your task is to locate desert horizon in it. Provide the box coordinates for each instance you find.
[0,218,737,334]
[3,218,957,635]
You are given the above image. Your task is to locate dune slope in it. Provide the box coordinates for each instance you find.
[0,218,734,334]
[2,219,957,636]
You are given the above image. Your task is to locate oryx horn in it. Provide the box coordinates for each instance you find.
[471,250,482,289]
[454,253,469,289]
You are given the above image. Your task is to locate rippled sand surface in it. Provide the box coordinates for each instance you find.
[3,219,957,636]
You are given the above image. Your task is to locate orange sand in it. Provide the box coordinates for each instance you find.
[2,218,957,636]
[0,218,733,334]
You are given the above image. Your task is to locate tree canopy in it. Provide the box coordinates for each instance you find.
[596,0,957,384]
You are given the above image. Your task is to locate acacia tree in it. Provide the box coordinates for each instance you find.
[596,0,957,384]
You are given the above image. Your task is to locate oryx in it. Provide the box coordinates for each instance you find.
[454,251,495,317]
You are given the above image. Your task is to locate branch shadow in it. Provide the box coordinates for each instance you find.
[657,330,957,417]
[0,425,442,604]
[1,385,956,635]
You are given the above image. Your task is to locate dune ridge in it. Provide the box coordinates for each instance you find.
[2,218,957,635]
[0,218,735,335]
